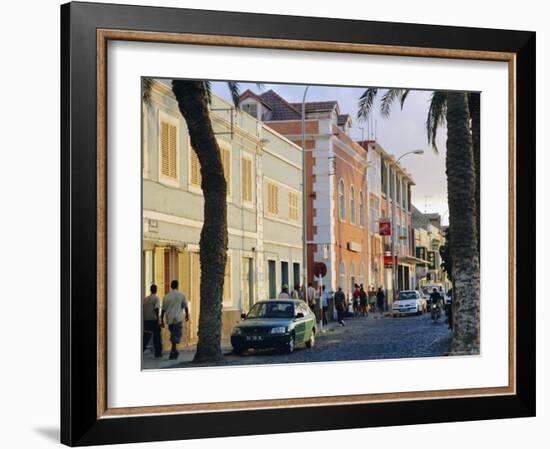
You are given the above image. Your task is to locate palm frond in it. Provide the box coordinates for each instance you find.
[380,89,405,117]
[357,88,378,122]
[227,82,241,109]
[142,77,153,105]
[399,89,411,110]
[202,80,212,106]
[426,91,448,153]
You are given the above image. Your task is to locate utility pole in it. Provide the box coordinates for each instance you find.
[392,150,424,301]
[301,86,310,296]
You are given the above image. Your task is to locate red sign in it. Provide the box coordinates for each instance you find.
[313,262,327,278]
[384,255,397,267]
[379,219,391,236]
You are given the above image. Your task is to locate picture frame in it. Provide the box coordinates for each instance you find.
[60,1,535,446]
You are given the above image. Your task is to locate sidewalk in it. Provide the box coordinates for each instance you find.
[142,319,342,370]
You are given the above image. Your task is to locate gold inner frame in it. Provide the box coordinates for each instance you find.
[96,29,517,419]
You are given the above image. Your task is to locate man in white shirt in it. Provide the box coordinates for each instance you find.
[307,282,317,315]
[143,284,162,358]
[161,280,189,360]
[278,284,291,299]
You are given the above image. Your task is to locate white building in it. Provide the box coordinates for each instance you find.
[142,80,303,347]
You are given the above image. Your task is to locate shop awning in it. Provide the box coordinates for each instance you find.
[398,255,430,266]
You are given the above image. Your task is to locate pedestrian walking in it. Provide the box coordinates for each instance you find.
[306,282,317,314]
[334,287,347,326]
[278,284,291,299]
[161,280,189,360]
[446,290,453,330]
[321,285,329,325]
[376,287,385,317]
[143,284,162,358]
[368,286,377,313]
[291,283,301,300]
[352,284,361,316]
[359,284,368,317]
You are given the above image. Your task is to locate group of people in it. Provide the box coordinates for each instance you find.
[278,282,331,325]
[142,280,189,360]
[277,282,387,327]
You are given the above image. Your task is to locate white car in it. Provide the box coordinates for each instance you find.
[392,290,424,317]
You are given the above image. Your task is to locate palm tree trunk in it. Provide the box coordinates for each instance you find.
[468,93,481,254]
[172,80,227,363]
[446,92,480,354]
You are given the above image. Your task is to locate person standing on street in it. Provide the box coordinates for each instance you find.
[368,286,377,313]
[291,283,301,300]
[334,287,347,326]
[359,284,368,317]
[352,284,361,316]
[321,285,329,325]
[278,284,291,299]
[161,280,189,360]
[376,287,385,317]
[306,282,317,316]
[446,289,453,330]
[143,284,162,358]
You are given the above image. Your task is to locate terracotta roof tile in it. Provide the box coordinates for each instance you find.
[289,100,338,114]
[259,90,302,120]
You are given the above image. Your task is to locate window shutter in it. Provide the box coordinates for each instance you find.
[190,148,201,186]
[160,120,177,179]
[168,124,177,178]
[223,255,231,303]
[160,122,170,177]
[268,183,278,215]
[289,192,298,221]
[221,147,231,195]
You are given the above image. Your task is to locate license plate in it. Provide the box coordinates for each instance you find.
[246,336,263,341]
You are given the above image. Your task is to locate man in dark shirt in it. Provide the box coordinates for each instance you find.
[334,287,347,326]
[429,288,443,311]
[376,287,385,317]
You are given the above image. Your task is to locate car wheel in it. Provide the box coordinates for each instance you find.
[286,333,295,354]
[305,329,316,348]
[232,346,245,355]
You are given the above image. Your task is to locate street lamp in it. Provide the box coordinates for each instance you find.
[301,86,309,301]
[390,149,424,302]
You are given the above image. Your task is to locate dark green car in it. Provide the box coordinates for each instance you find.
[230,300,316,355]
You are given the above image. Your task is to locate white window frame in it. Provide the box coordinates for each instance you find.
[338,178,346,222]
[350,185,356,224]
[359,190,364,226]
[339,261,346,293]
[157,109,180,188]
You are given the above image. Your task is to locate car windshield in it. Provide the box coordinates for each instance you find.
[398,291,417,300]
[247,302,295,319]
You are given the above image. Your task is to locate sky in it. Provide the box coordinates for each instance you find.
[211,81,449,225]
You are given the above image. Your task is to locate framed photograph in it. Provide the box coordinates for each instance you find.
[61,1,535,446]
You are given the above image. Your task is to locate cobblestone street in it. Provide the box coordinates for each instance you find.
[143,312,452,370]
